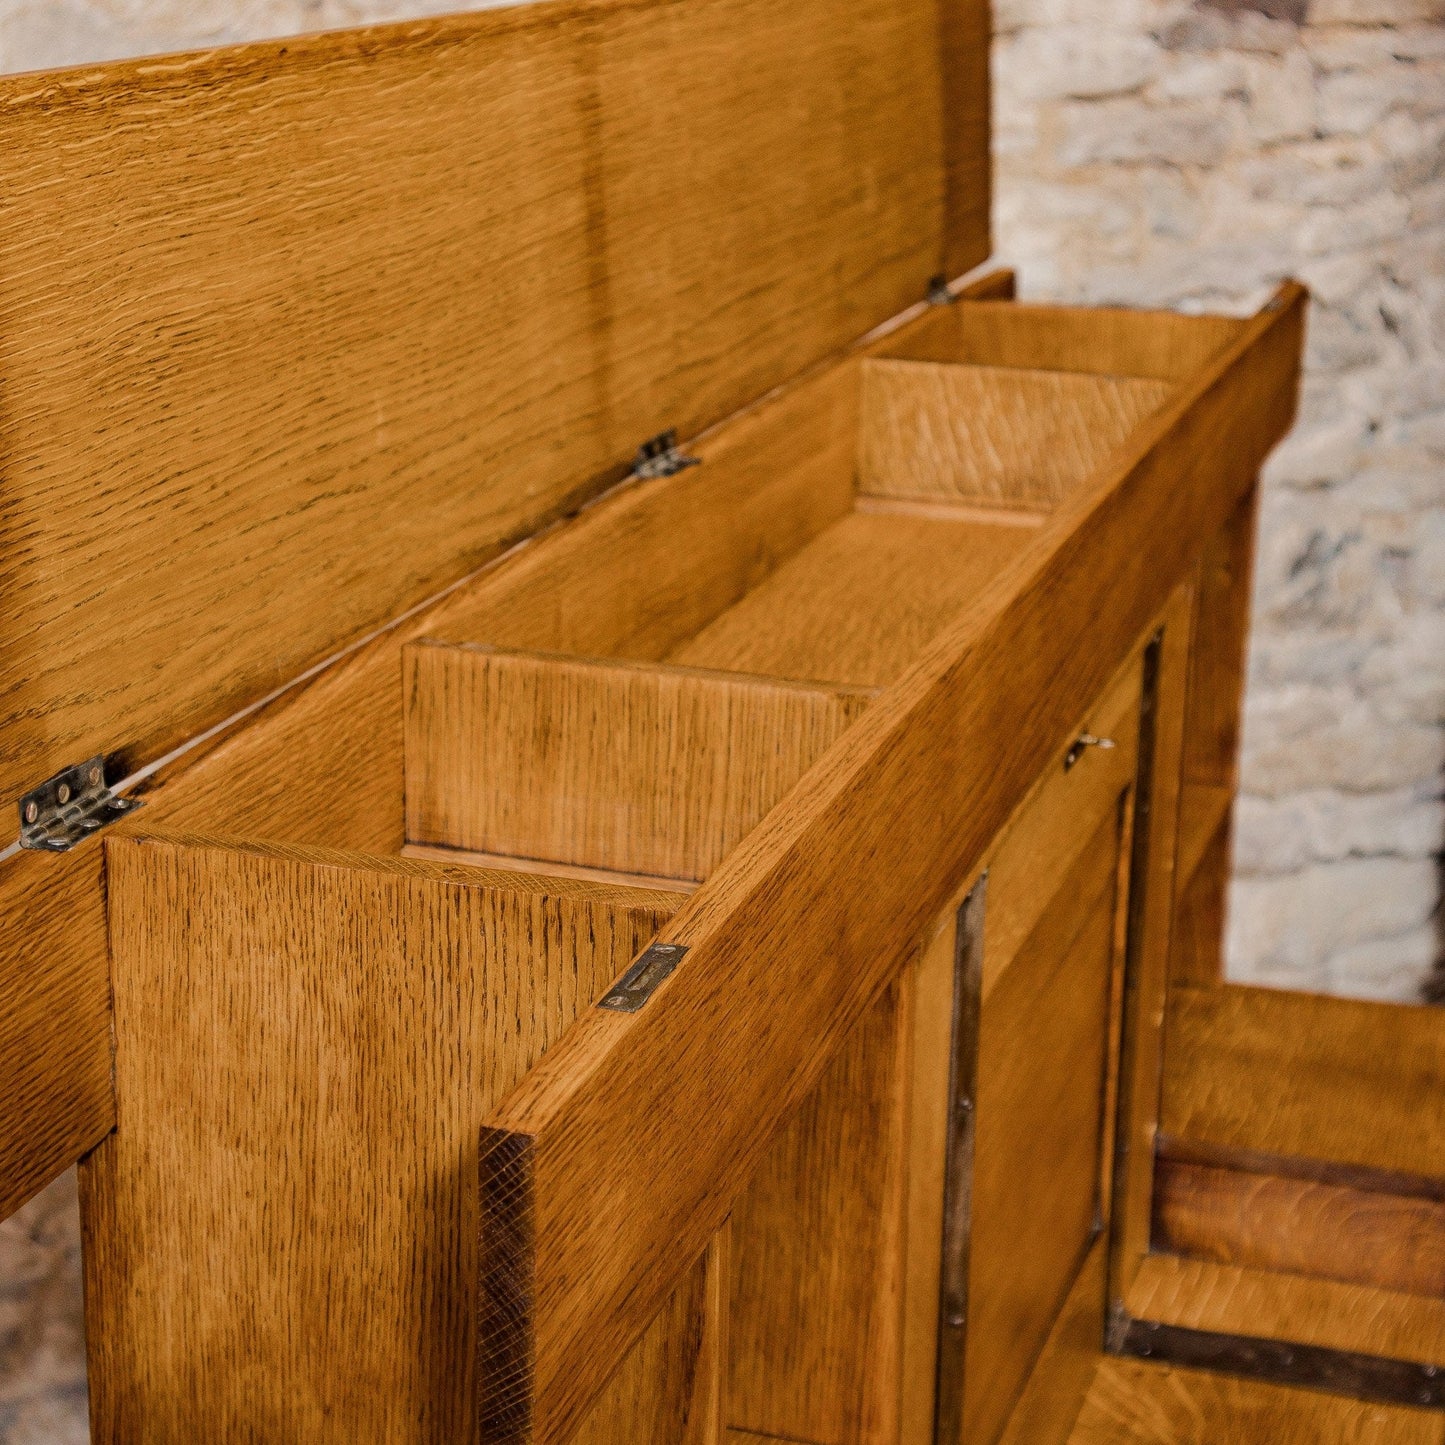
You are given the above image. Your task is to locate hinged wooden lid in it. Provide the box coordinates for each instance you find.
[0,0,990,819]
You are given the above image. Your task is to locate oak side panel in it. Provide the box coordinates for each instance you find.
[857,362,1172,511]
[0,0,977,810]
[728,979,912,1445]
[1153,1158,1445,1299]
[82,834,677,1443]
[404,646,872,881]
[964,804,1126,1445]
[1160,982,1445,1181]
[1069,1355,1445,1445]
[996,1238,1108,1445]
[472,290,1305,1445]
[1170,486,1260,984]
[574,1227,730,1445]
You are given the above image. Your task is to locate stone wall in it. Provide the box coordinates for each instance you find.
[2,0,1443,1440]
[994,0,1445,1002]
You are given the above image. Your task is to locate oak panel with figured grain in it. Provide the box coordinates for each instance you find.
[1068,1356,1445,1445]
[0,0,981,813]
[668,512,1037,688]
[1161,983,1445,1182]
[1153,1158,1445,1299]
[82,833,682,1443]
[858,361,1172,510]
[404,645,873,882]
[964,804,1127,1445]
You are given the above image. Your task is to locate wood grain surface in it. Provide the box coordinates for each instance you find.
[872,299,1245,382]
[404,646,872,881]
[965,804,1126,1445]
[472,288,1304,1444]
[996,1239,1108,1445]
[1068,1356,1445,1444]
[82,833,682,1442]
[0,272,1004,1224]
[1153,1157,1445,1298]
[1107,585,1197,1312]
[858,361,1172,510]
[1125,1254,1445,1368]
[0,0,985,813]
[1161,982,1445,1180]
[899,912,962,1445]
[1169,488,1259,984]
[668,512,1037,687]
[728,979,912,1444]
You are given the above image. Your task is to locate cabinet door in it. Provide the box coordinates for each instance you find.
[938,655,1144,1445]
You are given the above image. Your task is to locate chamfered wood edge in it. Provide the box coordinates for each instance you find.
[475,284,1308,1443]
[1109,1316,1445,1412]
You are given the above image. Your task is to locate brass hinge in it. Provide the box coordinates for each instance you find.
[632,429,700,480]
[18,756,143,852]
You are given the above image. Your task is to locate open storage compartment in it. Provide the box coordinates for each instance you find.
[68,280,1304,1445]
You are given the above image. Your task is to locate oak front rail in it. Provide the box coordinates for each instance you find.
[474,286,1307,1443]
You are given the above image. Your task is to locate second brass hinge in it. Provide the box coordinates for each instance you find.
[18,756,143,852]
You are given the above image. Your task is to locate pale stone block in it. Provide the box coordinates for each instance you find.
[1226,855,1440,978]
[1055,97,1235,168]
[1322,927,1441,1002]
[1233,786,1445,874]
[1243,50,1316,145]
[1149,52,1248,102]
[1239,684,1445,795]
[1001,25,1161,100]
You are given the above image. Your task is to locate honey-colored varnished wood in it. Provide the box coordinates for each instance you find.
[1108,585,1197,1310]
[0,0,983,814]
[978,655,1141,996]
[728,980,912,1444]
[668,512,1037,687]
[472,289,1304,1445]
[1161,983,1445,1181]
[1170,488,1259,984]
[574,1233,728,1445]
[1125,1254,1445,1369]
[858,361,1171,511]
[964,803,1127,1445]
[899,913,962,1445]
[875,299,1246,383]
[82,833,681,1443]
[404,646,872,882]
[1153,1157,1445,1299]
[1068,1356,1445,1445]
[996,1239,1109,1445]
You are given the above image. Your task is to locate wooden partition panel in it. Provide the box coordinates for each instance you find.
[404,645,873,881]
[857,361,1171,510]
[82,834,681,1443]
